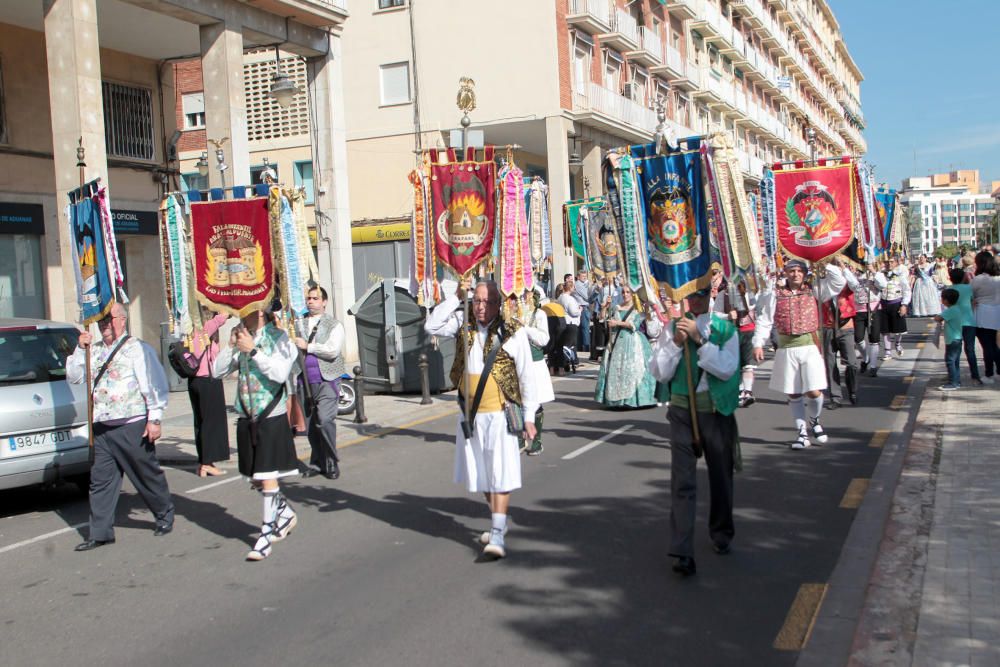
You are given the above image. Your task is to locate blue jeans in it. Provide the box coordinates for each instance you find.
[961,326,980,380]
[945,340,962,386]
[578,307,592,351]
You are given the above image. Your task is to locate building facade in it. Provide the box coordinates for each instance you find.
[340,0,866,284]
[901,175,996,255]
[0,0,352,360]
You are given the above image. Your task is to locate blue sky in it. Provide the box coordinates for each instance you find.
[830,0,1000,192]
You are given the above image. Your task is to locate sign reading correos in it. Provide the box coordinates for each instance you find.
[351,222,411,244]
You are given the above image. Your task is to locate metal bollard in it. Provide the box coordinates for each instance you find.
[352,365,368,424]
[418,353,432,405]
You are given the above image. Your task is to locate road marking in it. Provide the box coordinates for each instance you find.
[773,583,828,651]
[187,475,242,494]
[840,478,870,509]
[337,410,455,449]
[869,429,889,448]
[562,425,633,460]
[890,395,906,410]
[902,376,914,385]
[916,342,925,349]
[0,523,88,555]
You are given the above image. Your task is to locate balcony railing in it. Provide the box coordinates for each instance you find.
[610,8,639,46]
[574,81,657,135]
[568,0,611,31]
[640,26,662,62]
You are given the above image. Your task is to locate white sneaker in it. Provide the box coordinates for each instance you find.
[791,431,811,450]
[479,519,510,545]
[810,418,828,444]
[983,376,995,385]
[882,353,892,361]
[482,530,506,559]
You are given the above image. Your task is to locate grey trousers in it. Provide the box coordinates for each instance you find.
[306,381,340,473]
[88,420,174,542]
[668,405,736,558]
[823,326,858,401]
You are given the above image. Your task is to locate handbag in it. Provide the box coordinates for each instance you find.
[503,401,525,435]
[167,340,205,379]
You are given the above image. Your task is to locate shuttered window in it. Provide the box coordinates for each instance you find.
[102,81,154,160]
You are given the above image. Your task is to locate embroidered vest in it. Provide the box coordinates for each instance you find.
[881,276,904,302]
[303,314,346,381]
[235,324,286,418]
[822,287,857,328]
[667,314,740,416]
[774,288,819,336]
[449,315,521,406]
[91,337,147,422]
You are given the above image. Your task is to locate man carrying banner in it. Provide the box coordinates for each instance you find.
[424,279,539,560]
[753,260,829,450]
[293,285,346,480]
[214,301,300,561]
[649,286,741,577]
[818,257,860,407]
[69,303,174,551]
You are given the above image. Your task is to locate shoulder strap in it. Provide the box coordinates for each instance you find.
[238,382,286,422]
[93,335,131,392]
[306,318,322,344]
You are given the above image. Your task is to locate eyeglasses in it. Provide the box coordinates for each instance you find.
[472,299,498,306]
[98,316,126,327]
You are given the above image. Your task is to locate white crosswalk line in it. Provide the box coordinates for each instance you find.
[562,425,633,460]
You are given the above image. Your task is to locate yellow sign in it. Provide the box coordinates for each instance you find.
[351,222,411,244]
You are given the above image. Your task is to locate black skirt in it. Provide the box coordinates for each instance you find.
[187,376,231,463]
[880,302,907,334]
[236,413,298,477]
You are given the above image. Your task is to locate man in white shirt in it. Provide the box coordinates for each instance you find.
[67,302,173,551]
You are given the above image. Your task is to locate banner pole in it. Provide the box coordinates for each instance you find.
[75,138,95,463]
[679,301,702,453]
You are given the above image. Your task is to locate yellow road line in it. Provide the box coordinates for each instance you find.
[902,376,914,385]
[869,429,889,448]
[916,342,925,349]
[773,583,829,651]
[890,395,906,410]
[840,478,870,509]
[294,409,455,465]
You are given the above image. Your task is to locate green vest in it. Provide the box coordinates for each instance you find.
[668,313,740,416]
[236,323,286,418]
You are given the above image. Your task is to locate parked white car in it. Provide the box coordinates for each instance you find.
[0,318,89,490]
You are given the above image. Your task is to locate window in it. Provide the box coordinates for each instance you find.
[250,163,278,186]
[294,161,315,205]
[0,235,44,319]
[379,62,411,106]
[102,81,154,160]
[378,0,405,7]
[180,172,208,194]
[182,93,205,130]
[573,39,592,94]
[941,204,956,212]
[959,203,972,211]
[604,50,623,93]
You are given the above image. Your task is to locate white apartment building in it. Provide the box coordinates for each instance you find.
[341,0,866,284]
[901,177,997,255]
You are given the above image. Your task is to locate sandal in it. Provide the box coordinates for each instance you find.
[246,522,278,561]
[273,495,297,541]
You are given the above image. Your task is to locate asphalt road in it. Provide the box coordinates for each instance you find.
[0,325,931,667]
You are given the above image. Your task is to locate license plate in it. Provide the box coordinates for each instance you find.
[5,430,75,457]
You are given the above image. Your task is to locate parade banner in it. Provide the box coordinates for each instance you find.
[408,164,437,305]
[158,194,201,337]
[586,207,621,279]
[269,187,317,318]
[629,140,713,301]
[760,171,778,259]
[428,147,497,278]
[564,197,606,266]
[875,188,897,252]
[605,151,658,299]
[191,198,275,318]
[497,164,533,297]
[706,134,762,291]
[774,162,855,263]
[68,179,127,325]
[526,177,552,267]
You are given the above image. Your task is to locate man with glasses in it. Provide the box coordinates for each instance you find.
[67,303,174,551]
[293,285,345,480]
[425,279,538,560]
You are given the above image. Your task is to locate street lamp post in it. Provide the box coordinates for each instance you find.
[806,126,817,166]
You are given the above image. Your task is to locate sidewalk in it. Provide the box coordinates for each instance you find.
[155,378,459,468]
[805,324,1000,666]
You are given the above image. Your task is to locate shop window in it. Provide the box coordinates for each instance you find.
[379,62,411,106]
[0,235,44,319]
[102,81,154,161]
[294,161,315,205]
[182,93,205,130]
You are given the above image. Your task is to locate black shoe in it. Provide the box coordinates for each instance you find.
[301,467,318,478]
[672,556,697,576]
[827,400,841,410]
[849,392,858,405]
[868,368,878,378]
[75,538,115,551]
[153,524,173,537]
[324,465,340,480]
[860,361,869,374]
[712,542,731,555]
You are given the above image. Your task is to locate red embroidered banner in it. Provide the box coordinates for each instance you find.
[774,162,855,263]
[429,147,497,277]
[191,198,275,318]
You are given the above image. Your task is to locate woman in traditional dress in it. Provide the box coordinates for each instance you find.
[594,286,657,408]
[933,256,951,289]
[910,254,941,317]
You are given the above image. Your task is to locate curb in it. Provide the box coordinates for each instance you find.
[796,328,935,667]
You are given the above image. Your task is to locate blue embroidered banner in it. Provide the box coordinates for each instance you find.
[68,182,116,325]
[628,140,713,301]
[875,188,896,251]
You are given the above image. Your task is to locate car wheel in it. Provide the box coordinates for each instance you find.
[67,472,91,494]
[337,383,356,415]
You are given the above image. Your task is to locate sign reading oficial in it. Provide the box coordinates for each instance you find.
[352,222,411,244]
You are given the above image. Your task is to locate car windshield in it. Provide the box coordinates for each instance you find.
[0,328,78,386]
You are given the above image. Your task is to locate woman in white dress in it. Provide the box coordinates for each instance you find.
[910,254,941,317]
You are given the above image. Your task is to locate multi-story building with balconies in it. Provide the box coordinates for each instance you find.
[902,174,997,255]
[342,0,866,283]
